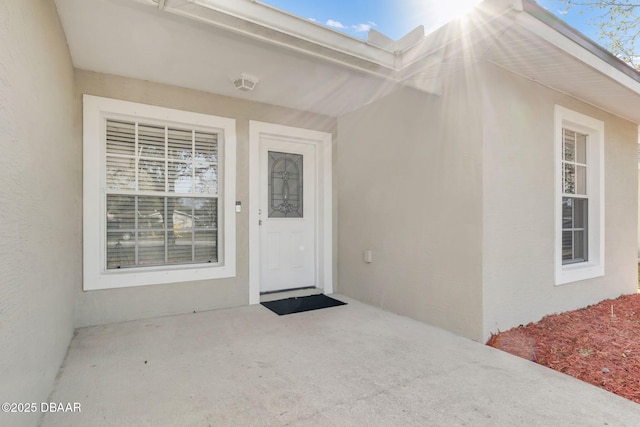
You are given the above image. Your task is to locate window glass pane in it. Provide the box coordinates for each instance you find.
[194,230,217,262]
[562,197,573,228]
[106,195,136,269]
[107,195,135,230]
[573,230,587,261]
[561,197,588,265]
[194,198,217,229]
[106,156,136,191]
[106,120,135,156]
[168,161,192,194]
[269,151,303,218]
[138,197,164,230]
[563,129,575,161]
[195,131,218,163]
[167,242,192,264]
[562,231,573,262]
[138,124,165,158]
[563,163,575,194]
[168,128,193,161]
[194,164,218,194]
[576,132,587,164]
[194,198,218,229]
[576,165,587,195]
[573,198,587,229]
[138,159,165,192]
[170,197,193,236]
[168,197,193,264]
[138,231,165,266]
[106,231,135,269]
[194,199,217,262]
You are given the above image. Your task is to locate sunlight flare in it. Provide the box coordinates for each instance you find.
[430,0,484,25]
[403,0,485,33]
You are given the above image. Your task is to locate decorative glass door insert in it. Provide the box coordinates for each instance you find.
[268,151,303,218]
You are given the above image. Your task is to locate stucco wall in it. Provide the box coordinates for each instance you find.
[482,63,639,341]
[337,82,484,341]
[0,1,79,426]
[74,70,336,327]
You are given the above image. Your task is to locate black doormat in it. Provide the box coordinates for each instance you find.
[261,294,346,316]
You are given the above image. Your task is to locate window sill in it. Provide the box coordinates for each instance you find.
[84,262,235,291]
[556,262,604,286]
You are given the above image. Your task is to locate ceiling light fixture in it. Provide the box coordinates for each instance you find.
[232,73,259,92]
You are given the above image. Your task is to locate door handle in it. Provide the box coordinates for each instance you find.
[259,219,262,226]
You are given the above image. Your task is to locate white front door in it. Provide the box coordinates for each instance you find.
[259,137,316,293]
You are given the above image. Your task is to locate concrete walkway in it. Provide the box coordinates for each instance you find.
[38,295,640,426]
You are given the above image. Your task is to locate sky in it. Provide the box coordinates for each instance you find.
[537,0,602,41]
[261,0,604,45]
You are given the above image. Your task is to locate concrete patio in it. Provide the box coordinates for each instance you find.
[37,295,640,426]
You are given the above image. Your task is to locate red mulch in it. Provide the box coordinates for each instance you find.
[486,293,640,404]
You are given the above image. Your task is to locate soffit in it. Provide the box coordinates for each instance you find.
[484,21,640,124]
[400,2,640,125]
[53,0,400,117]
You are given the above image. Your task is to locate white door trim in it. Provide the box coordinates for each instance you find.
[249,121,333,304]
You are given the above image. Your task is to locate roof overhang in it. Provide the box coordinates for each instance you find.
[489,0,640,124]
[155,0,398,76]
[54,0,640,121]
[402,0,640,124]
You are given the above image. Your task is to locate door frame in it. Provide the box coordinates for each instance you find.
[249,121,333,304]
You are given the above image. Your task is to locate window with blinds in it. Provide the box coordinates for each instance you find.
[554,105,604,286]
[561,128,588,265]
[105,119,220,269]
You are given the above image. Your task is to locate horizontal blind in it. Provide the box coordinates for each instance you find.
[105,119,219,269]
[561,127,588,265]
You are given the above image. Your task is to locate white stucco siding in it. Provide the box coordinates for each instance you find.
[481,63,638,341]
[337,80,484,341]
[0,0,79,425]
[74,70,336,327]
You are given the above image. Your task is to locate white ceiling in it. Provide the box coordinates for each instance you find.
[54,0,640,123]
[54,0,402,117]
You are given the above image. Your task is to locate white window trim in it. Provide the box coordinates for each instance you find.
[554,105,604,285]
[83,95,236,290]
